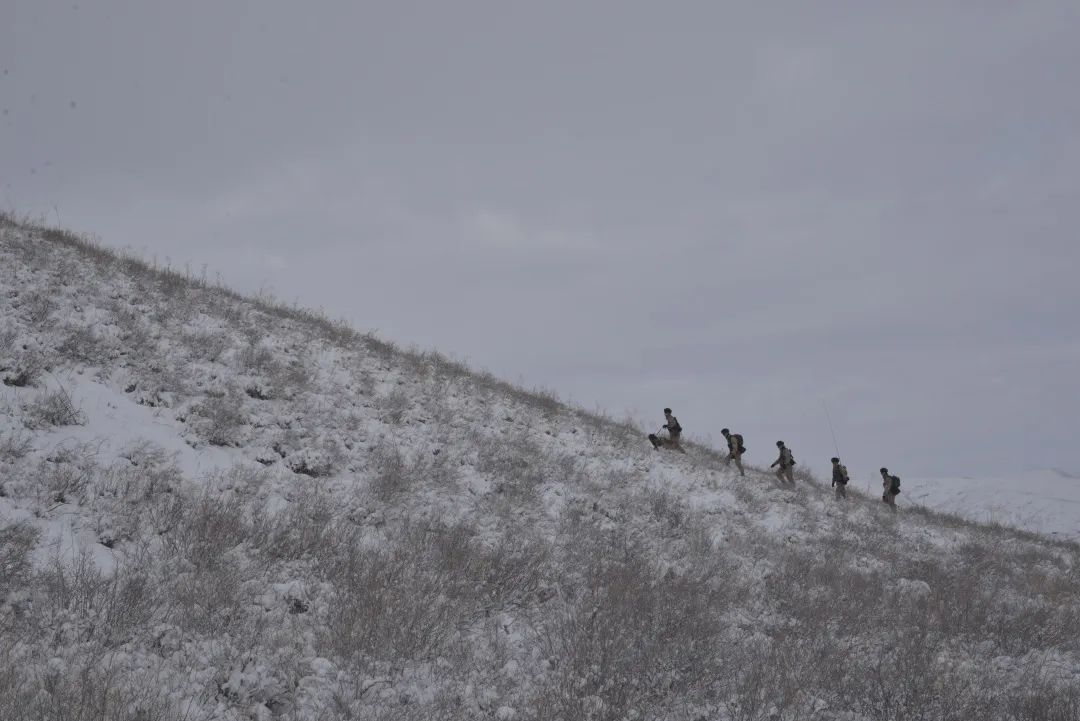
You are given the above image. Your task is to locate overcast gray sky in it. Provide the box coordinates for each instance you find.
[4,1,1079,480]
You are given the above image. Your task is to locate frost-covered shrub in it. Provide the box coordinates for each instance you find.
[319,522,486,666]
[171,554,247,634]
[56,323,111,364]
[376,386,411,424]
[472,532,551,616]
[21,385,86,429]
[253,484,337,562]
[366,439,456,501]
[16,291,56,327]
[157,266,190,299]
[0,325,17,356]
[191,393,248,446]
[36,457,94,504]
[286,444,341,478]
[476,430,570,504]
[765,542,886,631]
[269,355,315,396]
[0,523,39,601]
[34,548,161,647]
[164,494,253,633]
[0,429,34,464]
[533,536,732,720]
[644,488,687,535]
[1,349,45,388]
[0,649,185,721]
[108,301,157,356]
[236,339,279,374]
[205,463,270,496]
[165,493,252,567]
[182,327,231,363]
[98,443,183,503]
[367,439,411,501]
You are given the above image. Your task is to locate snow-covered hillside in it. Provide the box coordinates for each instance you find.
[2,215,1079,721]
[905,469,1080,542]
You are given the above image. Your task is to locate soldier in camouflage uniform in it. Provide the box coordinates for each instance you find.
[831,457,849,498]
[720,428,746,477]
[770,440,795,484]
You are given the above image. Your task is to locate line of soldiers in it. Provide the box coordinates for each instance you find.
[650,408,902,509]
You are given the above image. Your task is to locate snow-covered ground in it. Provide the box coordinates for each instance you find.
[2,216,1079,720]
[905,469,1080,541]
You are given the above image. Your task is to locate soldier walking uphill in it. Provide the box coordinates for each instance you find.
[880,467,901,510]
[770,441,796,484]
[648,408,684,452]
[831,457,850,498]
[720,428,746,477]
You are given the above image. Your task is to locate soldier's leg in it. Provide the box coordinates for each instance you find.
[784,468,795,483]
[734,455,745,477]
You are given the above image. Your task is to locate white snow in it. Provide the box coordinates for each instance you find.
[905,469,1080,540]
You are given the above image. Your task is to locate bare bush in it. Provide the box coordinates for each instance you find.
[96,444,183,516]
[16,291,57,327]
[0,650,185,721]
[163,494,253,634]
[34,548,162,647]
[235,338,279,374]
[108,300,157,357]
[0,324,16,351]
[0,428,35,463]
[367,439,412,501]
[182,327,232,363]
[644,488,688,536]
[253,484,337,562]
[191,393,248,446]
[532,538,732,720]
[56,323,111,364]
[0,523,39,601]
[319,521,545,669]
[269,355,316,397]
[22,385,86,429]
[285,441,343,478]
[35,455,95,504]
[2,350,45,388]
[475,431,551,504]
[320,530,459,666]
[367,438,460,502]
[377,386,411,424]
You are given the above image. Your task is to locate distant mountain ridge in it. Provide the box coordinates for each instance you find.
[905,469,1080,541]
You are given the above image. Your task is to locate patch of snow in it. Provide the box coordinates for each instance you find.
[905,469,1080,540]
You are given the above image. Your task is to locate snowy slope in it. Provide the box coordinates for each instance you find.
[2,216,1080,721]
[905,469,1080,541]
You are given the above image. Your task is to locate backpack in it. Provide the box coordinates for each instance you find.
[889,475,901,495]
[734,434,746,454]
[840,465,849,484]
[669,419,682,433]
